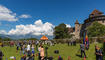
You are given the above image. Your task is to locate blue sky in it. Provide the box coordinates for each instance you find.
[0,0,105,36]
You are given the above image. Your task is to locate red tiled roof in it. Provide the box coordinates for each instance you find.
[91,9,103,14]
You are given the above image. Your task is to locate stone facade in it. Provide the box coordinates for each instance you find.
[73,9,105,39]
[74,20,82,39]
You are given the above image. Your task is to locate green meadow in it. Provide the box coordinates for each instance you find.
[0,43,102,60]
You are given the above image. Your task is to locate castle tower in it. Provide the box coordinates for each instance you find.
[75,20,80,39]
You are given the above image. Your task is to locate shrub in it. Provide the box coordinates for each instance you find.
[76,39,82,43]
[97,37,104,43]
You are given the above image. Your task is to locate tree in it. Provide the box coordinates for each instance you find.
[0,37,2,40]
[87,21,105,37]
[3,38,11,41]
[0,37,2,42]
[20,38,37,41]
[54,23,72,39]
[27,38,37,40]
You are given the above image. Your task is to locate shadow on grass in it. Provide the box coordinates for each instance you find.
[76,54,81,58]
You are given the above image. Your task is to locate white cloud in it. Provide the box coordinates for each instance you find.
[0,5,18,21]
[0,30,7,34]
[8,19,54,36]
[19,14,31,18]
[34,19,43,26]
[66,24,71,28]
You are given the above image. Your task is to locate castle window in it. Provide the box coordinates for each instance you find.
[78,29,79,31]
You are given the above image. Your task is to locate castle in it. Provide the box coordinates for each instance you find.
[73,9,105,39]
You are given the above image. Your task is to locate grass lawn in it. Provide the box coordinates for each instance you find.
[0,43,103,60]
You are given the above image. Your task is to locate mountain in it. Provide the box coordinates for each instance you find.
[0,34,53,40]
[0,34,10,39]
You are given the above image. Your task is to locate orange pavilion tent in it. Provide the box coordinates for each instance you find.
[40,35,48,40]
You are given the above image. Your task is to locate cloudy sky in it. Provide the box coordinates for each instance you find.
[0,0,105,37]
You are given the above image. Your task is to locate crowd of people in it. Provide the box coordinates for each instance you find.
[15,41,46,60]
[79,44,103,60]
[16,40,55,60]
[0,40,104,60]
[68,40,76,46]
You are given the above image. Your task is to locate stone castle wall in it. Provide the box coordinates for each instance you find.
[74,10,105,39]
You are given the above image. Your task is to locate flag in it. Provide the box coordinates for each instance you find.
[85,32,89,49]
[85,34,88,42]
[85,33,89,45]
[83,32,89,48]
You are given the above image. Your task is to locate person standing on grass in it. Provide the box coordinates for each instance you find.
[38,45,41,60]
[67,41,69,46]
[0,50,4,60]
[99,48,103,60]
[80,44,87,58]
[20,42,23,51]
[22,44,26,54]
[27,43,31,56]
[16,42,20,51]
[27,44,31,51]
[36,41,39,51]
[32,44,35,56]
[95,45,103,60]
[40,46,45,60]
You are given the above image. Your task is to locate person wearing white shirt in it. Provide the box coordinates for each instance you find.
[27,44,30,51]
